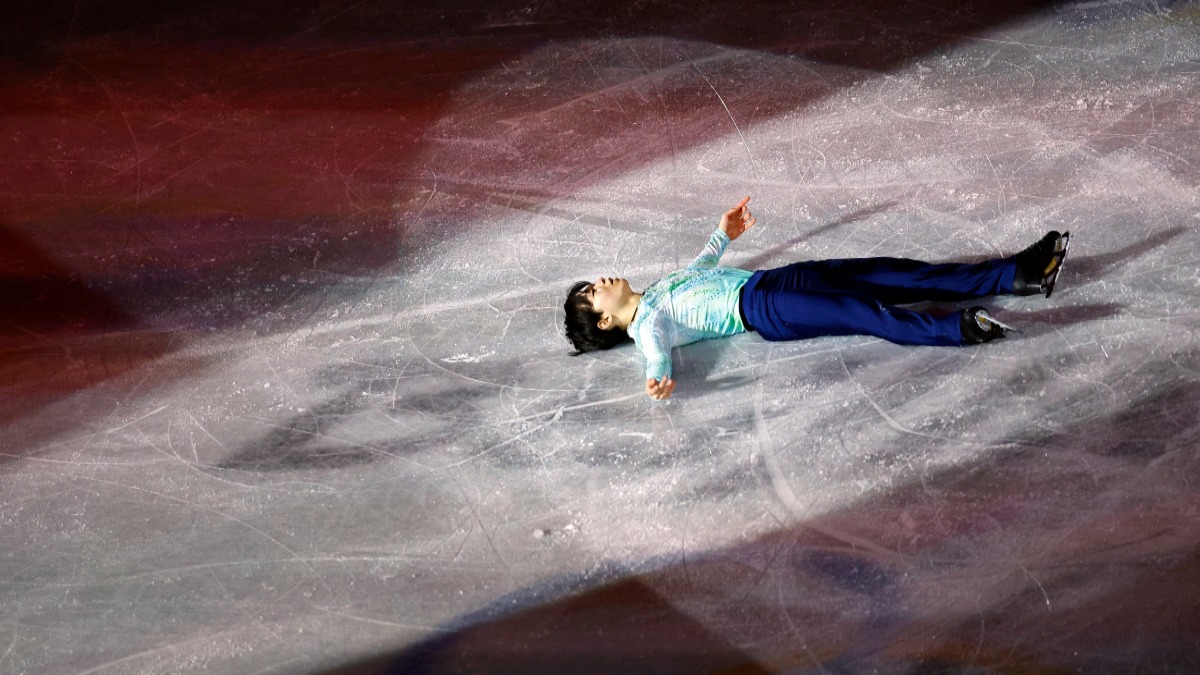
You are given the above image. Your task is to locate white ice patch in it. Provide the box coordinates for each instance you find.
[441,350,496,363]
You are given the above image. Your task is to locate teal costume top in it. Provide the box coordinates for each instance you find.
[627,230,753,381]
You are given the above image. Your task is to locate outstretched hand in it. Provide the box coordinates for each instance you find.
[646,377,675,401]
[719,196,756,241]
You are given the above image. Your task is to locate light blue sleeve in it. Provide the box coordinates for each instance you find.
[686,230,731,270]
[637,312,674,381]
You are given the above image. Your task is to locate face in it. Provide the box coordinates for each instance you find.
[585,277,632,329]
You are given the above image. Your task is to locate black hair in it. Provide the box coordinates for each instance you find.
[563,281,633,355]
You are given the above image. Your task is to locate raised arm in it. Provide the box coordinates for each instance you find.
[719,196,756,241]
[688,196,758,270]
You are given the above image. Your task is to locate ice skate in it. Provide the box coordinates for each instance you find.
[960,306,1013,344]
[1012,230,1071,298]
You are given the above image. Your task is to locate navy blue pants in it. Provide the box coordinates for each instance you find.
[739,256,1017,346]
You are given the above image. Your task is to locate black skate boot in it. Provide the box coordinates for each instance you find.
[960,306,1014,344]
[1012,230,1070,298]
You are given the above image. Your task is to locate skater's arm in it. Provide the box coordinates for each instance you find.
[633,312,674,396]
[641,335,672,386]
[689,196,757,270]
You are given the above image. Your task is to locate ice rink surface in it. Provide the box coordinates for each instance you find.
[2,0,1199,672]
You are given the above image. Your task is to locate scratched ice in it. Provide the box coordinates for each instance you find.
[2,1,1198,673]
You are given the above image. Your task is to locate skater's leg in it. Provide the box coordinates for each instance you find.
[804,257,1016,304]
[741,275,964,346]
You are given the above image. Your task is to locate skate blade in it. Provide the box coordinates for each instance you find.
[980,314,1024,335]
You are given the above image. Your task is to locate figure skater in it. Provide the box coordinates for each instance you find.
[564,197,1069,400]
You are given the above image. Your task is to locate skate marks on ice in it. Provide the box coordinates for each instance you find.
[4,1,1200,674]
[316,373,1200,674]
